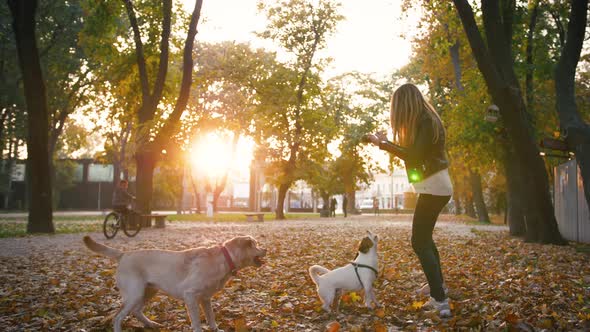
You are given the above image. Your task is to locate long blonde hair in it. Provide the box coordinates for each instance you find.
[390,83,443,147]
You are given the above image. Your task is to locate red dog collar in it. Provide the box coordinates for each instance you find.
[221,246,237,275]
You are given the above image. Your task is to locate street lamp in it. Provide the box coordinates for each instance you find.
[485,104,499,123]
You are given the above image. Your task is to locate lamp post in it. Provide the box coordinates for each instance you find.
[485,104,499,123]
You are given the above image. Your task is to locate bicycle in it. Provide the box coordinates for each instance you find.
[103,208,142,239]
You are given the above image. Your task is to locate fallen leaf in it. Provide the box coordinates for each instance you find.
[326,321,340,332]
[411,300,424,310]
[234,317,248,332]
[374,321,387,332]
[375,308,385,318]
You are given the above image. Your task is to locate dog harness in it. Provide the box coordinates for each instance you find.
[350,262,378,289]
[221,246,237,275]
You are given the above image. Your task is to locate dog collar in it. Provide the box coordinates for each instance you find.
[221,246,237,275]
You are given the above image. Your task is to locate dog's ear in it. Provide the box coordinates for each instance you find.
[358,236,373,254]
[245,237,257,247]
[237,237,255,249]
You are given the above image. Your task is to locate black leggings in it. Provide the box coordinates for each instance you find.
[411,194,451,301]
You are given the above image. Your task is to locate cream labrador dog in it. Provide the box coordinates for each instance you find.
[83,235,266,332]
[309,230,380,312]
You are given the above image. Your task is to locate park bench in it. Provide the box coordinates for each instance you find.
[140,214,168,228]
[244,213,264,222]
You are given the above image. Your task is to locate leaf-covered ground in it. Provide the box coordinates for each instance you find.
[0,215,589,331]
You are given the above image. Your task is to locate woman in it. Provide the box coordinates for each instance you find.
[366,83,453,317]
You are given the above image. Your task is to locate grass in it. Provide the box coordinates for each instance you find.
[0,220,102,238]
[168,212,319,222]
[0,215,103,222]
[0,212,320,238]
[448,213,507,226]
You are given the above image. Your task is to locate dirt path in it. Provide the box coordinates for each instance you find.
[0,214,505,258]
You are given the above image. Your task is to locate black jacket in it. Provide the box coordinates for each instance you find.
[112,187,135,207]
[378,114,449,183]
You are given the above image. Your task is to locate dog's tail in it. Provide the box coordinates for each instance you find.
[309,265,329,286]
[83,236,123,261]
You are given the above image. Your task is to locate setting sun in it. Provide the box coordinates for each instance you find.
[189,134,233,178]
[188,133,254,179]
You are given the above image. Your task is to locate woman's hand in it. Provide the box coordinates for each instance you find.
[375,131,387,141]
[366,134,381,146]
[366,131,387,146]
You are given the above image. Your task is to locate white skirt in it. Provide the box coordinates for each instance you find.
[411,168,453,196]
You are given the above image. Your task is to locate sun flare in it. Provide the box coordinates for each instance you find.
[188,134,254,179]
[189,135,233,178]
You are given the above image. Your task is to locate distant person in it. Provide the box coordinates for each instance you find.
[373,197,379,216]
[330,197,337,217]
[366,83,453,317]
[342,195,348,217]
[112,180,138,220]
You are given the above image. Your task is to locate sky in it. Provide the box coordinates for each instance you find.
[183,0,419,78]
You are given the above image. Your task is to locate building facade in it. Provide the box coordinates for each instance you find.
[355,169,412,210]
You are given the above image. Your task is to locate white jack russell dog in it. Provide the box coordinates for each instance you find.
[309,231,380,312]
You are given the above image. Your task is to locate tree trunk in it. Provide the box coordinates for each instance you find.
[449,41,464,91]
[554,0,590,211]
[0,109,9,150]
[525,0,539,113]
[452,0,565,244]
[341,168,359,214]
[448,37,489,221]
[129,0,202,215]
[212,179,221,212]
[269,10,322,219]
[345,191,356,215]
[135,151,156,214]
[113,122,131,189]
[8,0,54,233]
[176,163,184,214]
[504,147,526,236]
[49,158,58,209]
[112,162,121,189]
[454,196,462,215]
[276,182,289,220]
[2,113,14,209]
[449,40,472,217]
[212,134,239,212]
[464,193,476,218]
[499,89,562,244]
[211,177,222,213]
[470,170,490,223]
[249,161,256,211]
[321,192,330,211]
[189,171,200,213]
[3,159,14,209]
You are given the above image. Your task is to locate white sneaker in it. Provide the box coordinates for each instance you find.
[422,297,452,318]
[415,283,448,296]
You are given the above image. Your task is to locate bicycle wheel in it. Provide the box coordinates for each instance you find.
[122,213,141,237]
[103,212,120,239]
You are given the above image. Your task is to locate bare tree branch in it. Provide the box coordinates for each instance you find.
[122,0,150,108]
[152,0,203,150]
